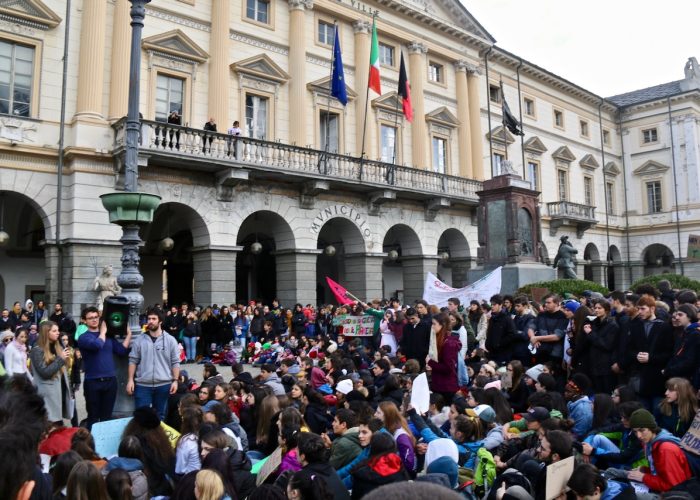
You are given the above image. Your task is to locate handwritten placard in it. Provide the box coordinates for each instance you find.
[545,456,574,500]
[680,410,700,456]
[92,417,132,458]
[256,447,283,485]
[331,314,375,337]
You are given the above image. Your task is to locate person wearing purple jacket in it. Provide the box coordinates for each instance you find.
[426,312,461,405]
[77,306,132,428]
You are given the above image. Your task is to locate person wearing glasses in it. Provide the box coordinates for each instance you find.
[127,308,180,420]
[77,306,132,429]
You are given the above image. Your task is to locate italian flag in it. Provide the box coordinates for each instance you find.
[368,18,381,94]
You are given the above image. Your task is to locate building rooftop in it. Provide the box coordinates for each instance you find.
[606,80,684,107]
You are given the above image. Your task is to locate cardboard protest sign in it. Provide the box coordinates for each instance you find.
[331,314,375,336]
[545,456,574,500]
[161,421,181,449]
[680,410,700,456]
[92,417,132,458]
[256,447,283,485]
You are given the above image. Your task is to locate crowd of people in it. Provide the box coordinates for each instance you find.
[1,278,700,500]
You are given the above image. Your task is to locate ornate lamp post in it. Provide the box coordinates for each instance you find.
[100,0,160,336]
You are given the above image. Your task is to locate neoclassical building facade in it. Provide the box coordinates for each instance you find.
[0,0,698,312]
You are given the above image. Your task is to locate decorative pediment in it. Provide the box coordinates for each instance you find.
[524,136,547,154]
[579,154,600,170]
[142,29,209,63]
[604,161,621,176]
[425,106,459,128]
[0,0,61,29]
[231,54,290,84]
[430,0,495,42]
[372,92,402,112]
[486,125,515,145]
[307,76,357,101]
[552,145,576,163]
[633,160,670,176]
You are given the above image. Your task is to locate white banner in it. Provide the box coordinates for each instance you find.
[422,267,502,307]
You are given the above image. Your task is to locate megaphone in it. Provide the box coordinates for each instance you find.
[102,295,130,338]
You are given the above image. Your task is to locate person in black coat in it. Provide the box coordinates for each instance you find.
[624,296,674,410]
[292,304,307,336]
[295,432,350,500]
[485,294,518,364]
[581,300,619,394]
[399,308,431,369]
[303,387,332,435]
[664,303,700,387]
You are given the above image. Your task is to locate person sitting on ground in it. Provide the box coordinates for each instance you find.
[321,408,362,470]
[625,409,693,493]
[295,432,350,500]
[567,463,637,500]
[349,432,411,500]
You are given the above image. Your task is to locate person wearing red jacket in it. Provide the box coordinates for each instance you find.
[426,312,461,405]
[626,409,692,492]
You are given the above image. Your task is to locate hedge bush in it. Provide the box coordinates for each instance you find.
[629,273,700,293]
[517,279,609,298]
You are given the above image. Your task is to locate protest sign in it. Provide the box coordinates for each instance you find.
[256,447,283,485]
[331,314,375,336]
[545,456,574,500]
[680,410,700,456]
[423,268,502,308]
[161,421,181,449]
[93,417,132,458]
[410,373,430,414]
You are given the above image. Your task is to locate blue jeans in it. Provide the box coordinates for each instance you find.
[585,434,621,454]
[183,336,197,361]
[134,383,171,420]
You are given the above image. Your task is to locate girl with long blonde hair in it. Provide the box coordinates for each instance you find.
[194,469,225,500]
[657,377,698,437]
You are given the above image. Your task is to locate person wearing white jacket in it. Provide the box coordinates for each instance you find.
[4,327,33,381]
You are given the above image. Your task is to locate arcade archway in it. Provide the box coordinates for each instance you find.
[315,217,366,304]
[0,191,47,307]
[436,228,471,287]
[140,202,210,307]
[583,243,601,284]
[642,243,675,276]
[607,245,623,290]
[382,224,424,303]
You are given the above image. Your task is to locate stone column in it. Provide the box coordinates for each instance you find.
[455,61,473,178]
[467,66,484,180]
[343,253,384,301]
[401,255,437,304]
[450,257,473,288]
[353,20,374,158]
[208,0,231,128]
[589,260,605,285]
[108,0,130,121]
[275,250,319,307]
[192,247,240,306]
[288,0,312,146]
[408,42,427,169]
[76,0,108,119]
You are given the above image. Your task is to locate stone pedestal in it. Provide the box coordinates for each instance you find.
[275,250,320,306]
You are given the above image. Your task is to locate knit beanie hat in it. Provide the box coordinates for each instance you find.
[629,409,657,429]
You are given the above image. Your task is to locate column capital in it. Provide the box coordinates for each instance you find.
[454,60,479,74]
[288,0,313,11]
[352,20,371,34]
[407,41,427,55]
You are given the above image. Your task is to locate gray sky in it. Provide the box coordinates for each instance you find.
[464,0,700,97]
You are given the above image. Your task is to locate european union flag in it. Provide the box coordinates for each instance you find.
[331,28,348,106]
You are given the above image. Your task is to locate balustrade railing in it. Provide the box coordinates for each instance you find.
[547,201,597,220]
[113,119,482,201]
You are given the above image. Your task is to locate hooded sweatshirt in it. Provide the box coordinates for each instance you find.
[128,331,180,387]
[641,430,692,492]
[350,453,409,500]
[102,457,148,500]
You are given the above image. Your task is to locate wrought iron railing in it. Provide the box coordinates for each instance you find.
[547,201,597,220]
[113,119,483,200]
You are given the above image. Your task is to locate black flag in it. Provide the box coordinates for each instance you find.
[501,84,524,136]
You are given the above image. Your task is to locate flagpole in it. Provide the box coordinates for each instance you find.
[500,79,508,162]
[391,73,401,165]
[359,13,378,180]
[318,21,338,175]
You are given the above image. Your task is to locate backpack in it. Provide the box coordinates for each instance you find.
[457,447,497,498]
[485,468,533,500]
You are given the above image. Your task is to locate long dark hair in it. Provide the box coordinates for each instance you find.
[288,470,334,500]
[592,393,615,429]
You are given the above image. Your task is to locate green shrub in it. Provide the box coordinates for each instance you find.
[517,279,609,298]
[629,273,700,293]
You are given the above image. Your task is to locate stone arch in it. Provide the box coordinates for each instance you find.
[583,243,602,284]
[607,245,623,291]
[0,190,48,307]
[437,228,471,287]
[382,224,425,303]
[140,202,212,307]
[315,217,367,304]
[642,243,675,275]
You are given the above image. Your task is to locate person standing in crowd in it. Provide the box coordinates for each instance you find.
[511,296,536,366]
[127,308,180,420]
[581,299,620,394]
[625,296,674,411]
[50,302,77,338]
[78,306,132,429]
[30,321,73,425]
[400,307,431,370]
[664,303,700,384]
[3,326,32,381]
[426,312,461,404]
[528,294,568,373]
[485,294,517,364]
[182,310,201,363]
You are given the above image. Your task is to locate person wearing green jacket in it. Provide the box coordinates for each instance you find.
[322,408,363,470]
[360,300,385,350]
